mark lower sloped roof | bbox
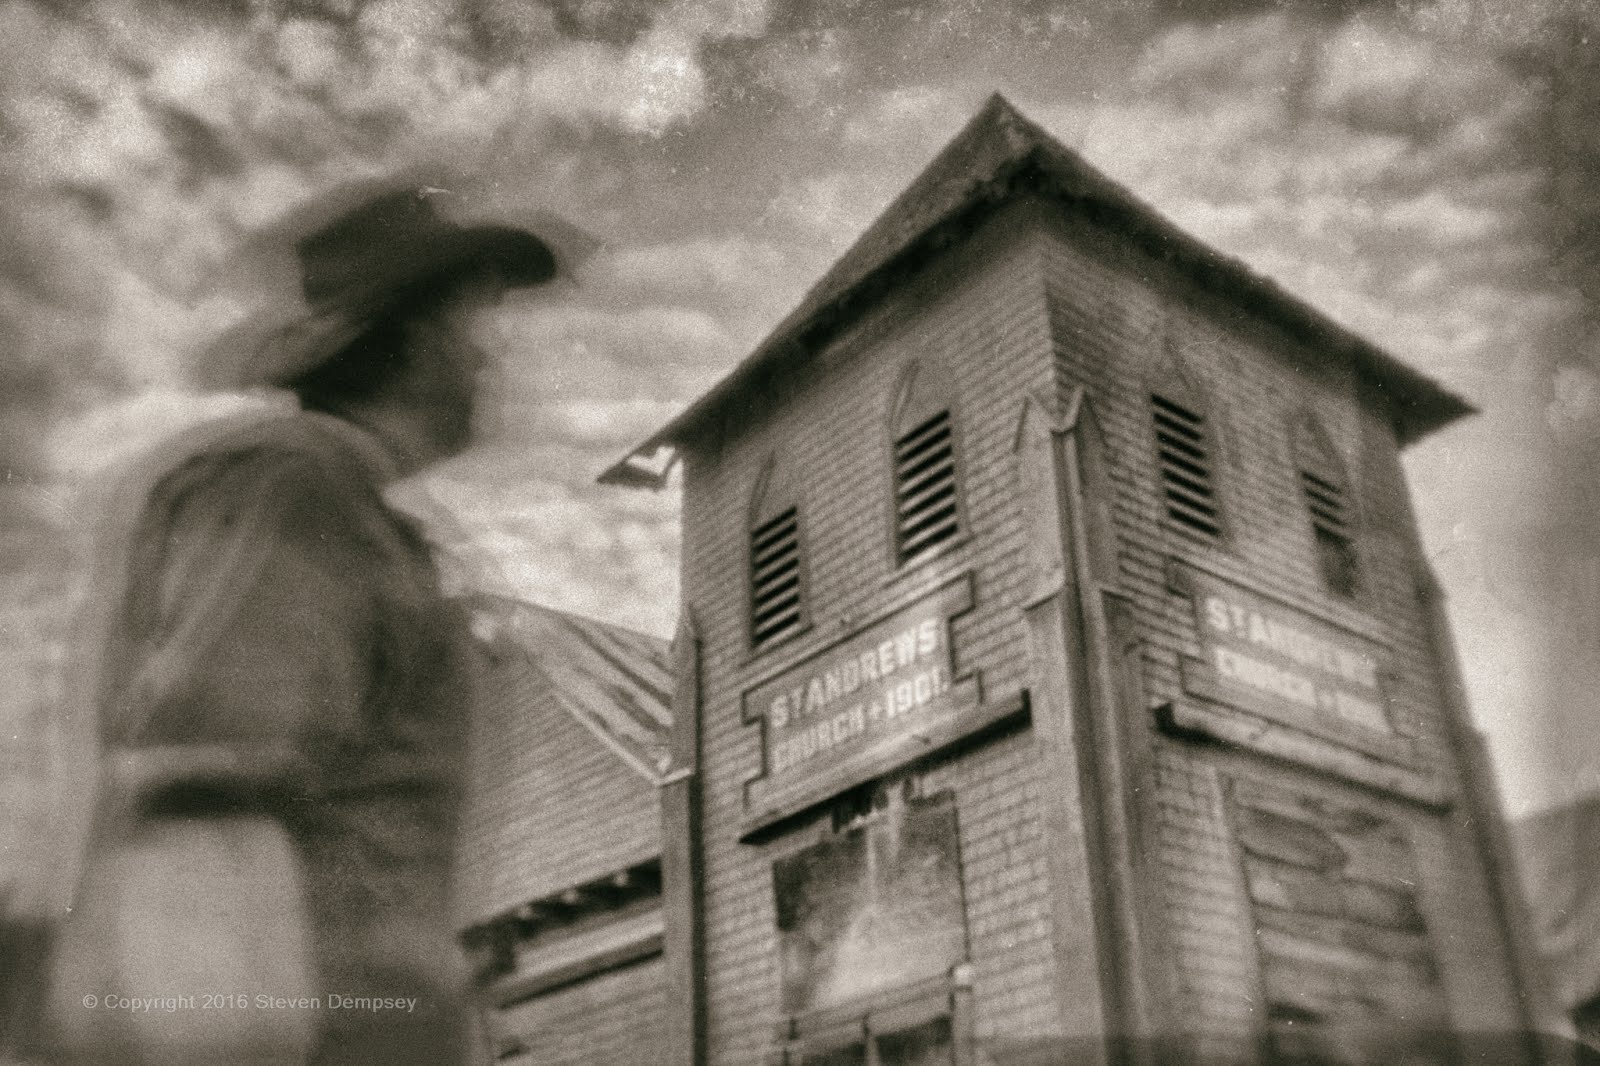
[455,596,672,927]
[1515,792,1600,1012]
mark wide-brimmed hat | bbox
[201,179,566,389]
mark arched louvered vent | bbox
[751,507,803,646]
[1302,469,1357,596]
[1294,414,1359,597]
[1151,393,1221,538]
[894,410,960,564]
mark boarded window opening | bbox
[894,411,959,564]
[773,793,966,1017]
[790,1016,956,1066]
[1226,777,1454,1063]
[1152,393,1221,538]
[1302,469,1357,596]
[753,507,804,647]
[877,1017,954,1066]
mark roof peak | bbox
[974,90,1046,141]
[603,93,1472,485]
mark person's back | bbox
[35,178,561,1064]
[47,411,474,1064]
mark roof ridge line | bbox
[603,93,1474,485]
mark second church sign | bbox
[1170,561,1404,761]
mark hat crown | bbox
[202,180,559,389]
[294,188,455,307]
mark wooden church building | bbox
[594,94,1562,1065]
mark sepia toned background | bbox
[1,0,1597,887]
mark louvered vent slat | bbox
[1300,472,1348,531]
[753,511,797,552]
[901,498,960,543]
[898,459,955,504]
[897,470,956,518]
[897,412,951,452]
[895,410,960,564]
[753,556,799,592]
[1161,467,1214,500]
[753,593,801,633]
[900,510,961,559]
[898,434,954,483]
[1165,486,1219,518]
[1152,394,1221,538]
[1154,431,1208,466]
[751,507,803,645]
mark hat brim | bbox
[201,224,558,390]
[194,306,368,392]
[451,225,558,289]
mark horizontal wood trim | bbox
[487,908,663,1008]
[1159,701,1451,810]
[740,690,1029,841]
[1179,655,1413,765]
[779,969,960,1048]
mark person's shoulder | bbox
[146,413,382,536]
[164,413,380,492]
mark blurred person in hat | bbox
[26,178,567,1066]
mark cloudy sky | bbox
[2,0,1597,821]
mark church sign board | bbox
[742,576,1006,834]
[1171,563,1405,762]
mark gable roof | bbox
[455,595,672,926]
[602,94,1471,485]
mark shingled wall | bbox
[670,189,1534,1062]
[1037,204,1527,1056]
[492,954,667,1065]
[678,207,1061,1062]
[638,93,1552,1063]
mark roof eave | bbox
[597,179,1023,487]
[601,112,1477,483]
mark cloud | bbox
[742,27,848,110]
[1130,10,1316,107]
[3,0,1599,823]
[536,397,686,447]
[840,85,970,149]
[598,236,798,316]
[763,171,898,248]
[1035,12,1539,366]
[45,387,293,481]
[545,0,663,46]
[1312,15,1520,139]
[407,470,683,637]
[602,235,773,293]
[503,0,772,135]
[273,18,350,87]
[504,302,738,401]
[517,36,706,137]
[1548,363,1600,440]
[1404,0,1573,53]
[0,0,784,475]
